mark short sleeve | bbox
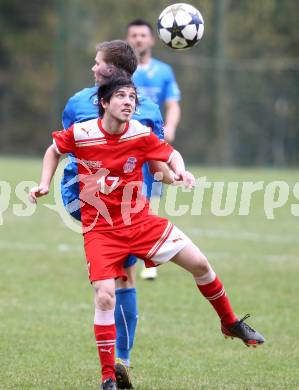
[62,97,76,130]
[52,127,75,154]
[144,132,174,162]
[164,66,181,102]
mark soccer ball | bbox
[157,3,204,50]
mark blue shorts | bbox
[124,254,137,268]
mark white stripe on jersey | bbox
[119,119,151,141]
[73,119,105,142]
[72,118,151,145]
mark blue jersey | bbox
[61,86,164,221]
[132,58,181,111]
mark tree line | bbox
[1,0,298,165]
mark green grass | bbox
[0,157,299,389]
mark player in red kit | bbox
[30,77,264,390]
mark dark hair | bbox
[127,19,154,35]
[95,40,137,76]
[97,77,139,116]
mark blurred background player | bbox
[60,40,167,389]
[126,19,181,280]
[126,19,181,143]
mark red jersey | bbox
[53,118,174,232]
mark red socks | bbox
[195,270,238,325]
[94,323,116,382]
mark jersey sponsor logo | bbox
[123,157,137,173]
[172,237,183,243]
[147,70,154,78]
[81,127,91,137]
[82,160,102,169]
[138,86,160,104]
[146,64,159,78]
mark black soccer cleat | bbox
[221,314,265,348]
[100,378,117,390]
[115,358,133,389]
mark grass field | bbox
[0,157,299,389]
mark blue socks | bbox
[115,288,138,365]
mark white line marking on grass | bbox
[0,241,46,250]
[263,254,299,262]
[0,241,82,252]
[187,228,298,243]
[206,251,298,262]
[2,238,297,264]
[58,244,72,252]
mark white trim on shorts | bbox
[147,223,190,265]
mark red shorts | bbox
[83,214,189,282]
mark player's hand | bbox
[29,184,49,204]
[167,170,178,184]
[173,170,195,189]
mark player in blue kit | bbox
[126,19,182,280]
[126,19,181,144]
[60,40,169,389]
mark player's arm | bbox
[164,99,181,143]
[148,160,176,184]
[145,133,194,188]
[168,150,195,189]
[163,65,181,143]
[30,126,75,203]
[29,145,61,203]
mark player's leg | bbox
[115,257,138,366]
[84,231,128,389]
[135,217,264,348]
[170,242,238,324]
[93,279,117,387]
[171,241,265,347]
[114,256,137,389]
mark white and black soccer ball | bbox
[157,3,204,50]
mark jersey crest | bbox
[123,157,137,173]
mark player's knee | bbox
[192,250,210,276]
[94,289,115,310]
